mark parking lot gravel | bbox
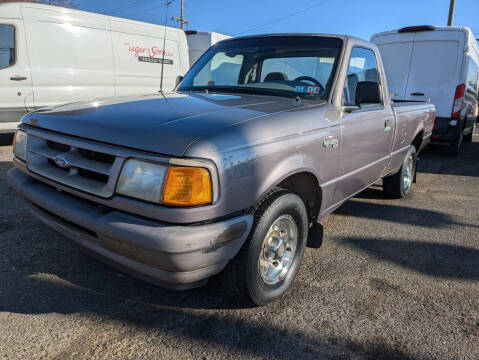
[0,131,478,360]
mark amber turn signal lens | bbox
[162,166,212,206]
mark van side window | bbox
[343,47,381,107]
[0,25,15,69]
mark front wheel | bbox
[221,189,308,306]
[383,145,417,199]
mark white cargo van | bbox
[0,2,190,133]
[371,26,479,154]
[185,30,231,66]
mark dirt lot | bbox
[0,131,478,360]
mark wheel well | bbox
[412,131,423,153]
[277,172,322,225]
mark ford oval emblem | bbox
[54,155,69,169]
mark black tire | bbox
[221,188,308,306]
[449,132,463,156]
[383,145,417,199]
[463,122,475,143]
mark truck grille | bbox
[26,133,124,198]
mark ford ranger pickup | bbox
[8,34,436,306]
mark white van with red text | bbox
[0,2,228,133]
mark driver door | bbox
[336,47,395,201]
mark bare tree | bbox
[0,0,76,8]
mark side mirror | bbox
[355,81,381,105]
[175,75,184,88]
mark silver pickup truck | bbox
[8,34,435,306]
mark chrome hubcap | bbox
[259,215,297,285]
[403,154,415,194]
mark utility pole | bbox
[447,0,455,26]
[172,0,189,30]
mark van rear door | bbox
[0,20,34,130]
[373,32,414,99]
[404,30,464,119]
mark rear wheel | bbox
[449,132,463,156]
[464,122,475,143]
[383,145,417,199]
[221,188,308,306]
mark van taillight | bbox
[451,84,465,119]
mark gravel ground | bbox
[0,131,478,360]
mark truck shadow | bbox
[335,199,478,230]
[0,260,422,360]
[0,207,420,359]
[0,231,427,360]
[418,140,479,177]
[342,237,479,281]
[0,159,458,359]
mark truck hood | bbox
[23,92,313,156]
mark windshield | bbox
[179,36,343,100]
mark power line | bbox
[124,2,167,18]
[235,0,334,36]
[82,0,147,15]
[109,0,148,14]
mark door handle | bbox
[10,75,27,81]
[384,119,392,131]
[410,92,424,96]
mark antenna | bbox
[160,0,175,93]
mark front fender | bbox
[256,153,322,203]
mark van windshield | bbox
[179,36,343,100]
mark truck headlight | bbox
[13,130,27,161]
[117,159,168,203]
[117,159,213,206]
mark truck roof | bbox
[231,33,361,42]
[218,33,374,49]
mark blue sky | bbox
[77,0,479,41]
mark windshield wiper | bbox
[181,86,325,100]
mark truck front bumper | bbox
[7,168,253,290]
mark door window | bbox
[0,25,15,69]
[343,47,381,107]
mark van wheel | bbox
[464,122,475,143]
[222,188,308,306]
[449,132,463,156]
[383,145,417,199]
